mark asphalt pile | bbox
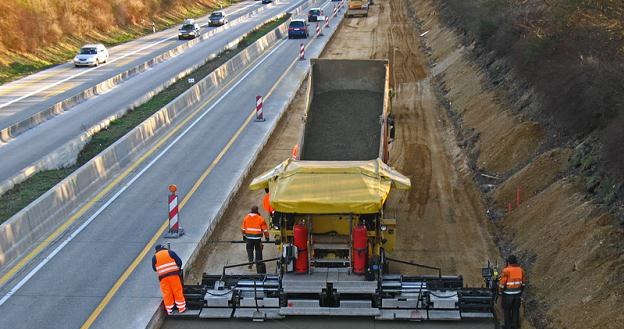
[302,90,383,161]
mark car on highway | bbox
[288,19,309,39]
[73,44,109,67]
[178,19,201,39]
[261,0,272,4]
[308,8,323,22]
[208,11,228,26]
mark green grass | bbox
[0,15,290,223]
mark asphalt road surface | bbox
[0,0,306,186]
[0,0,261,128]
[0,1,338,328]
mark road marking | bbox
[80,2,336,326]
[79,38,291,328]
[0,1,262,109]
[0,36,289,308]
[0,0,308,295]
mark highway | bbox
[0,0,306,191]
[0,0,260,128]
[0,0,339,328]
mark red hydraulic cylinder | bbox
[293,223,308,273]
[352,224,368,274]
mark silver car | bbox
[179,19,201,39]
[73,44,109,67]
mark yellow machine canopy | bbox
[250,158,411,214]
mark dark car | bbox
[308,8,322,22]
[288,19,309,39]
[208,11,228,26]
[178,19,201,39]
[262,0,272,3]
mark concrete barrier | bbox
[0,3,280,144]
[0,0,314,273]
[147,5,345,328]
[0,2,308,196]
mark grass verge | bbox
[0,14,290,223]
[0,2,235,84]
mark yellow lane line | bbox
[79,105,257,329]
[80,3,335,326]
[0,36,275,289]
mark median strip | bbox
[0,16,289,226]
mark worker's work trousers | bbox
[502,293,522,329]
[246,238,263,263]
[159,274,186,314]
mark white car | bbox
[73,44,109,67]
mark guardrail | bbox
[0,0,313,274]
[0,1,308,196]
[0,2,278,144]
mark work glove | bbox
[264,236,270,242]
[242,236,247,242]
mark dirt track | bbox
[187,0,497,290]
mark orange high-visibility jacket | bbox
[154,250,181,280]
[499,264,526,294]
[263,193,274,214]
[241,213,269,239]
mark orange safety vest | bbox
[499,264,525,294]
[154,250,180,280]
[263,193,274,214]
[241,213,269,239]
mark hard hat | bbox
[155,244,166,251]
[506,255,518,264]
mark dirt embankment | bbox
[188,1,624,328]
[412,1,624,328]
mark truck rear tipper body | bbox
[172,60,495,321]
[345,0,370,18]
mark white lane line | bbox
[0,1,264,110]
[0,38,289,307]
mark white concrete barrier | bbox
[0,2,279,144]
[0,2,308,196]
[0,0,313,273]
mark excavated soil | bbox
[188,0,498,289]
[302,90,382,161]
[181,1,624,329]
[413,1,624,329]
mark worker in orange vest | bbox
[241,206,269,269]
[262,188,274,218]
[498,255,526,329]
[152,244,186,315]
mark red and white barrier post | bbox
[333,5,338,17]
[255,95,265,122]
[316,22,322,37]
[165,184,184,238]
[299,43,305,60]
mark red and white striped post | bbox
[255,95,265,122]
[291,144,299,160]
[316,23,322,37]
[333,5,338,17]
[299,43,305,60]
[165,184,184,238]
[325,13,330,28]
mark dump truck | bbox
[346,0,370,17]
[173,59,496,321]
